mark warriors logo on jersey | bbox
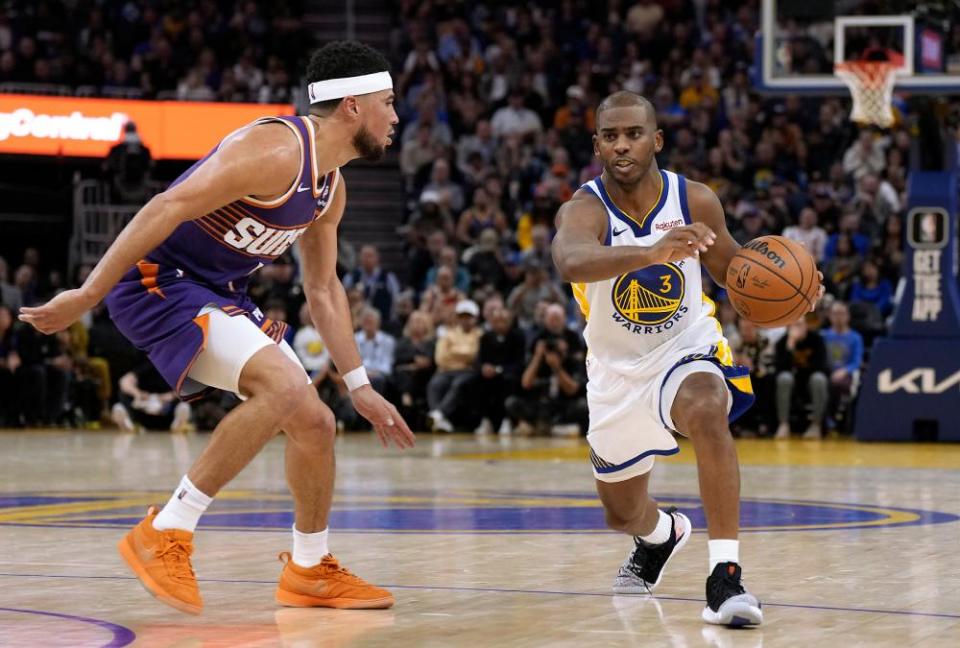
[611,263,687,331]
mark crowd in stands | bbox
[4,1,958,438]
[0,0,309,102]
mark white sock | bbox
[152,475,213,533]
[638,509,673,545]
[708,539,740,572]
[292,526,329,568]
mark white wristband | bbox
[343,366,370,392]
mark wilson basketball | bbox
[726,235,820,328]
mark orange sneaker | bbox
[275,552,395,609]
[117,506,203,615]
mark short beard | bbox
[353,124,385,161]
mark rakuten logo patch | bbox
[0,108,127,142]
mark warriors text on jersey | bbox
[570,169,731,374]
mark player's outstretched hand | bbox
[19,288,94,334]
[647,223,716,265]
[810,271,826,312]
[350,385,416,449]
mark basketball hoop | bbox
[835,60,898,128]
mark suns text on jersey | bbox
[223,217,307,257]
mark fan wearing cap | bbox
[20,40,413,614]
[427,299,482,432]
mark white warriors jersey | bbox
[571,169,724,372]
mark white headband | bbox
[307,71,393,104]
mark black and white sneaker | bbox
[702,562,763,626]
[612,507,691,594]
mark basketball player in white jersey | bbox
[553,91,822,626]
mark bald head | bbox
[596,91,657,132]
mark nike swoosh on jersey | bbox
[612,227,628,236]
[297,185,311,192]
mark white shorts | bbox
[586,320,753,483]
[187,305,309,399]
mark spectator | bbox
[822,301,864,432]
[732,318,778,437]
[385,290,416,339]
[103,121,153,203]
[491,89,543,140]
[507,259,564,328]
[774,317,828,440]
[393,311,436,430]
[731,206,769,245]
[292,303,329,382]
[420,265,467,332]
[342,245,402,324]
[420,158,465,214]
[408,229,450,292]
[506,304,587,436]
[516,185,557,251]
[849,258,894,317]
[473,307,526,435]
[842,128,886,179]
[823,234,863,298]
[553,85,595,131]
[402,96,453,147]
[521,224,554,274]
[826,211,871,258]
[0,305,19,426]
[424,246,471,294]
[783,207,827,263]
[464,229,507,294]
[13,264,38,307]
[354,307,396,396]
[679,67,719,110]
[427,300,482,432]
[0,256,23,311]
[111,359,192,432]
[401,122,441,179]
[456,119,497,171]
[455,187,509,248]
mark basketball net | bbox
[835,60,897,128]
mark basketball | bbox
[726,235,820,328]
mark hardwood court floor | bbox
[1,430,958,647]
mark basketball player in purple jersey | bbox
[553,91,823,626]
[20,41,414,614]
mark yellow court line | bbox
[456,438,960,469]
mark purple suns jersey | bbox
[105,115,340,399]
[151,115,340,292]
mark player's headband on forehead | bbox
[307,71,393,104]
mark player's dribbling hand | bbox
[19,288,94,334]
[350,385,416,449]
[648,223,716,265]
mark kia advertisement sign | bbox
[0,94,295,159]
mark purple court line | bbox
[0,606,136,648]
[1,572,958,621]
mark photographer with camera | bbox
[505,303,587,436]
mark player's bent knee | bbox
[672,376,728,431]
[285,397,336,451]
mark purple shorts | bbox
[105,260,288,400]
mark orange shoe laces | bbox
[157,535,196,582]
[279,552,368,585]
